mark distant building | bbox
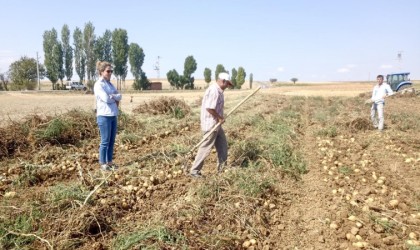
[150,82,162,90]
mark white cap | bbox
[218,72,232,85]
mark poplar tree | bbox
[84,22,96,83]
[61,24,73,81]
[231,68,237,88]
[249,73,253,89]
[43,28,60,90]
[129,43,148,90]
[95,29,113,63]
[236,67,246,89]
[183,55,197,89]
[112,28,129,90]
[204,67,211,86]
[73,27,86,83]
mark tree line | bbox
[1,22,253,91]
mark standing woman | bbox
[94,61,122,171]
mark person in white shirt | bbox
[369,75,393,131]
[190,72,233,178]
[94,61,122,171]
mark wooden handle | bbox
[187,87,261,154]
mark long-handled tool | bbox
[182,86,261,172]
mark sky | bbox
[0,0,419,82]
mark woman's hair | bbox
[96,61,112,74]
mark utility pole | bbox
[153,56,160,79]
[36,52,40,90]
[397,51,403,70]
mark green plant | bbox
[338,166,353,175]
[112,226,185,250]
[370,215,395,233]
[173,106,185,119]
[13,164,41,187]
[38,118,70,140]
[316,126,338,138]
[267,143,307,179]
[389,113,420,131]
[314,111,328,124]
[48,183,87,207]
[196,178,223,200]
[0,205,43,249]
[235,173,272,198]
[120,132,140,144]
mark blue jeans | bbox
[97,116,118,164]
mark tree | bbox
[129,43,147,90]
[230,68,237,88]
[204,67,211,86]
[8,56,45,90]
[112,28,129,90]
[84,22,96,84]
[291,78,298,84]
[0,73,9,91]
[138,71,150,90]
[249,73,253,89]
[73,27,86,84]
[95,29,113,63]
[61,24,73,81]
[269,78,277,83]
[56,43,64,87]
[215,64,226,81]
[167,69,180,89]
[236,66,246,89]
[43,28,61,90]
[183,55,197,89]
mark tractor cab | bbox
[386,72,412,92]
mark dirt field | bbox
[1,83,419,250]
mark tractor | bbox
[386,72,412,92]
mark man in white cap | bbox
[190,72,233,178]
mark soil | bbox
[0,83,419,250]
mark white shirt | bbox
[200,83,224,131]
[371,83,393,104]
[94,77,122,116]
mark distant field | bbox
[0,82,375,127]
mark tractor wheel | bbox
[398,85,411,92]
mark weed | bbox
[338,166,353,175]
[267,144,307,179]
[170,143,189,154]
[0,205,43,249]
[314,111,328,124]
[370,215,395,233]
[316,126,338,138]
[13,163,41,187]
[230,137,262,167]
[173,106,185,119]
[196,178,223,200]
[37,118,70,140]
[48,183,87,208]
[389,113,420,131]
[236,174,272,198]
[120,132,140,144]
[112,226,186,250]
[279,109,300,120]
